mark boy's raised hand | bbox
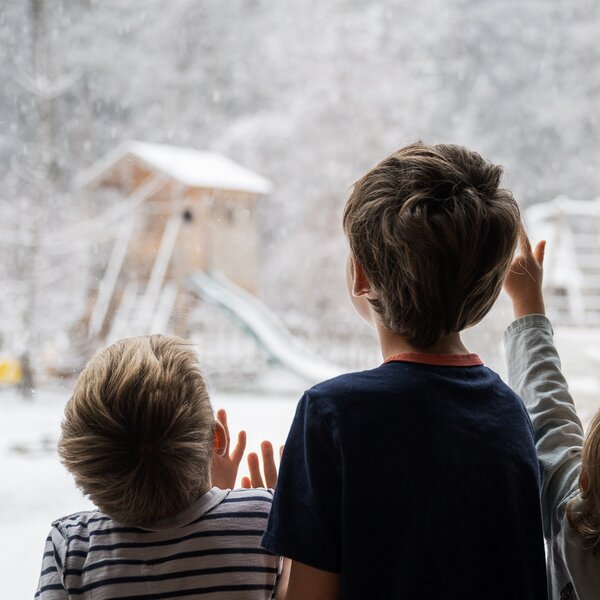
[504,232,546,319]
[241,442,283,489]
[210,409,247,490]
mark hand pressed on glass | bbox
[210,408,247,490]
[504,231,546,318]
[241,442,283,489]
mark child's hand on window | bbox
[504,231,546,318]
[211,408,247,489]
[241,442,283,489]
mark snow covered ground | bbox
[1,326,599,598]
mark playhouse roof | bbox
[77,140,273,195]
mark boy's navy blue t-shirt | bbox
[262,354,548,599]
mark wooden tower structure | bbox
[76,140,272,342]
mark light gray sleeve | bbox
[504,314,583,540]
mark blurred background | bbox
[1,0,600,595]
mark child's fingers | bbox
[230,430,247,466]
[261,441,278,488]
[248,452,265,488]
[533,240,546,266]
[241,476,251,488]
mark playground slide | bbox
[188,271,346,383]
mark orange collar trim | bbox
[384,352,484,367]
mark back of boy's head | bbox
[568,410,600,550]
[59,335,214,525]
[343,142,521,348]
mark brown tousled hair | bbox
[567,410,600,550]
[59,335,214,525]
[343,142,521,348]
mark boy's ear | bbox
[213,420,227,457]
[352,257,374,298]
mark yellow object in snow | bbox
[0,358,22,384]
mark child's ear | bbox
[581,469,589,494]
[213,420,227,457]
[352,257,374,298]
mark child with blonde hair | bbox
[504,235,600,599]
[36,335,285,599]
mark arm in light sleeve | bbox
[35,528,68,599]
[262,390,342,573]
[504,314,583,539]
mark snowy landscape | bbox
[2,0,600,596]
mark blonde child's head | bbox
[568,410,600,549]
[343,142,521,348]
[59,335,215,525]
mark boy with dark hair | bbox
[36,335,285,600]
[262,143,548,599]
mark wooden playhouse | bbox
[76,140,272,344]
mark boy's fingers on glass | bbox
[241,476,251,488]
[534,240,546,266]
[230,430,247,465]
[248,452,264,488]
[261,441,277,488]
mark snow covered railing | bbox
[526,197,600,326]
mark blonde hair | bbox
[343,142,520,348]
[567,410,600,550]
[59,335,214,525]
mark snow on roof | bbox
[76,140,272,195]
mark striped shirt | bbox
[35,487,280,599]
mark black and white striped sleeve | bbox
[35,529,68,600]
